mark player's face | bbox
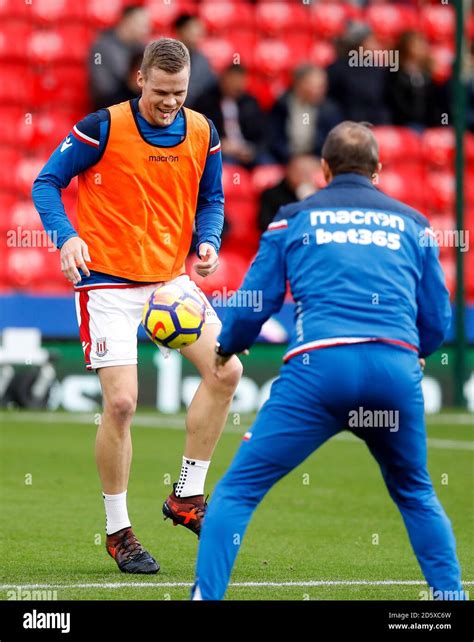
[137,66,189,127]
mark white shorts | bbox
[75,275,220,370]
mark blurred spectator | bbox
[327,23,391,125]
[258,155,322,231]
[194,64,267,167]
[108,51,143,105]
[387,32,443,129]
[268,65,342,164]
[88,4,150,110]
[174,13,216,108]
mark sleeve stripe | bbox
[209,142,221,154]
[72,125,100,147]
[267,219,288,231]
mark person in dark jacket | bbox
[387,31,445,129]
[258,154,321,231]
[327,23,391,125]
[88,4,150,110]
[174,13,216,108]
[194,64,267,166]
[268,65,343,164]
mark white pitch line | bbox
[1,413,473,449]
[1,581,474,590]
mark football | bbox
[142,283,206,349]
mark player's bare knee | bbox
[211,356,243,393]
[104,394,137,425]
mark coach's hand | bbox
[213,349,249,378]
[194,243,219,278]
[60,236,91,285]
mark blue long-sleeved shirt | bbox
[32,98,224,288]
[218,173,451,360]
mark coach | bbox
[192,121,465,601]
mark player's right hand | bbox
[60,236,91,285]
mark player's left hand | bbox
[194,243,219,278]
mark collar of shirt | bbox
[327,173,375,189]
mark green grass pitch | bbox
[1,410,472,601]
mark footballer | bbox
[32,38,242,574]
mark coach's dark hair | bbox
[141,38,190,77]
[321,121,379,178]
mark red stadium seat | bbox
[377,168,426,209]
[200,37,235,72]
[251,165,285,195]
[28,27,93,65]
[420,5,455,43]
[465,133,474,165]
[0,147,22,191]
[366,5,418,43]
[27,30,64,65]
[8,200,43,231]
[309,40,337,68]
[199,1,254,34]
[224,199,259,249]
[255,2,311,36]
[430,44,454,84]
[422,128,454,168]
[15,156,48,196]
[0,107,23,147]
[0,193,16,230]
[0,21,32,61]
[440,255,455,299]
[23,111,76,152]
[253,39,293,74]
[311,3,347,39]
[147,0,197,30]
[86,0,125,28]
[427,213,456,259]
[465,169,474,206]
[281,35,312,69]
[0,64,35,105]
[246,71,289,111]
[32,65,89,111]
[31,0,84,24]
[466,251,474,303]
[229,32,256,68]
[222,164,254,202]
[188,249,250,294]
[425,171,454,212]
[0,0,28,18]
[372,127,422,166]
[6,248,44,288]
[467,12,474,40]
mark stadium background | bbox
[0,0,473,606]
[0,0,472,412]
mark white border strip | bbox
[1,581,473,590]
